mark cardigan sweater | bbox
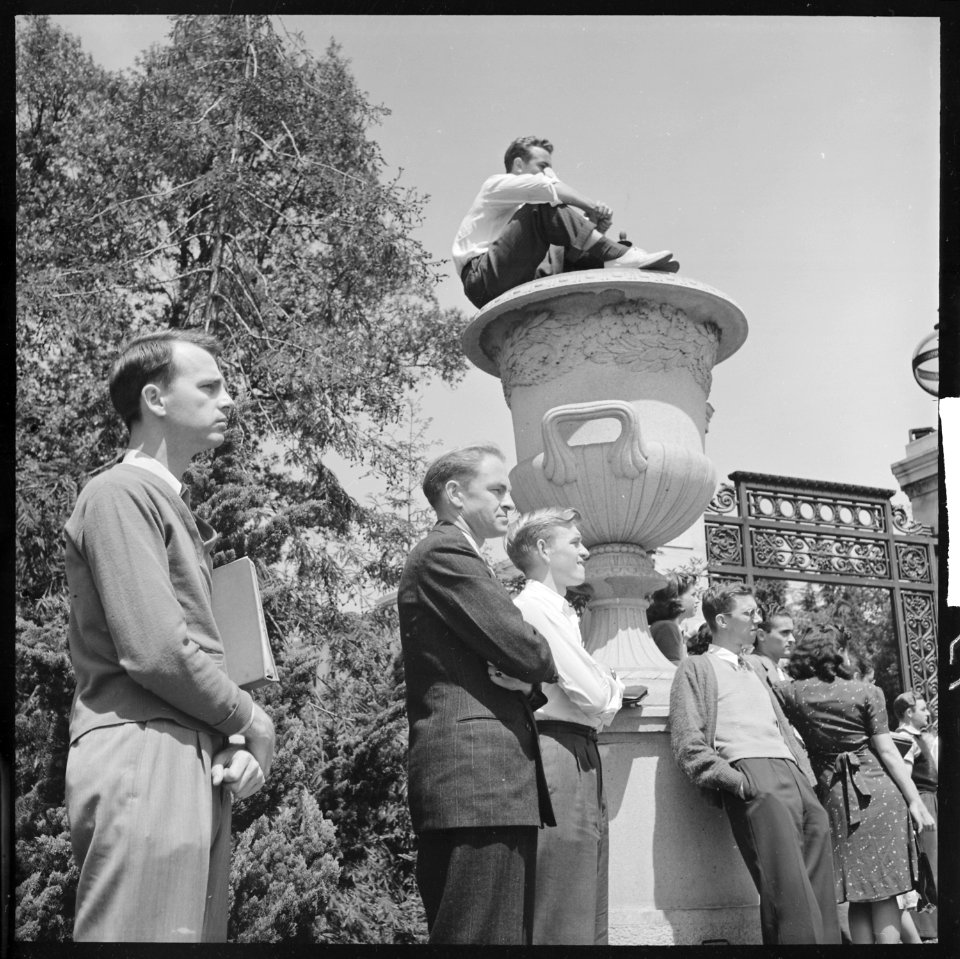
[669,652,810,808]
[64,464,255,743]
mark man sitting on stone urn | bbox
[453,136,679,308]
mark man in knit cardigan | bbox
[63,330,276,941]
[669,583,839,945]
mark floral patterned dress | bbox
[775,677,916,903]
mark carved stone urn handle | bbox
[540,400,648,486]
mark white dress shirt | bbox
[707,644,746,669]
[452,170,562,274]
[515,580,623,730]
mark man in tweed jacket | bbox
[398,444,559,944]
[669,582,839,945]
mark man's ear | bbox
[510,157,525,174]
[444,478,463,510]
[141,383,166,419]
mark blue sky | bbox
[48,14,940,509]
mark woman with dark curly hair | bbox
[646,571,697,664]
[772,626,935,943]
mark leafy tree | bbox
[16,13,464,942]
[784,581,901,722]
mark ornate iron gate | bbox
[704,471,938,715]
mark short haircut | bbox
[893,691,921,721]
[758,604,793,633]
[421,444,504,510]
[505,507,580,573]
[786,625,853,681]
[647,571,697,624]
[109,329,223,431]
[504,136,554,172]
[700,582,754,633]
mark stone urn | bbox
[462,270,748,708]
[462,270,763,944]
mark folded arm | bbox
[420,539,558,684]
[517,600,622,720]
[484,172,612,226]
[79,485,255,735]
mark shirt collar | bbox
[522,578,575,615]
[122,449,183,496]
[451,516,486,559]
[898,722,924,736]
[708,643,752,670]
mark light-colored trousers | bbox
[66,718,231,942]
[533,722,609,945]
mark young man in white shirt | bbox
[453,136,678,308]
[892,691,938,939]
[504,507,624,945]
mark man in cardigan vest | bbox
[64,330,275,941]
[669,583,839,945]
[398,445,559,944]
[892,691,938,938]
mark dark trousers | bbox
[533,722,609,945]
[723,756,841,945]
[911,790,937,938]
[415,825,538,944]
[461,202,599,308]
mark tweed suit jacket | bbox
[398,522,559,834]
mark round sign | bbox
[911,327,938,396]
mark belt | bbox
[537,719,598,741]
[823,750,872,828]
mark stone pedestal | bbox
[891,428,938,533]
[462,271,760,943]
[601,711,760,944]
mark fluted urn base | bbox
[579,544,677,711]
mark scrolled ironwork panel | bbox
[745,488,886,532]
[750,529,890,578]
[705,522,743,565]
[900,590,938,716]
[895,542,933,584]
[707,483,738,515]
[892,504,933,536]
